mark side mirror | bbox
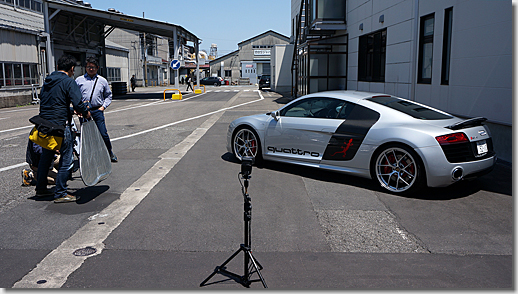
[271,111,280,121]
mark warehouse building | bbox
[0,0,199,106]
[209,30,289,85]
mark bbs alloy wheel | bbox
[374,146,423,193]
[233,128,260,161]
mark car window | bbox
[280,97,346,119]
[367,96,453,120]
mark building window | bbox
[107,68,121,82]
[441,8,453,85]
[0,64,3,87]
[0,0,42,13]
[309,0,345,23]
[13,63,22,85]
[358,29,386,82]
[4,64,12,86]
[225,70,231,77]
[418,13,434,84]
[0,62,39,87]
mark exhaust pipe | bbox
[452,167,464,181]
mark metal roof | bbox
[46,0,198,42]
[237,30,289,46]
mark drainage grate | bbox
[73,246,97,256]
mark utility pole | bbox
[143,32,148,87]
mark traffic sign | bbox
[170,59,181,70]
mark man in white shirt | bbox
[75,56,117,162]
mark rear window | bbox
[367,96,453,120]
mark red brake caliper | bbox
[383,154,394,175]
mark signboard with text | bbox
[254,50,271,56]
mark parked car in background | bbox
[227,90,496,194]
[199,76,222,86]
[258,75,270,90]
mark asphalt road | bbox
[0,85,512,289]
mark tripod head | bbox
[240,156,254,180]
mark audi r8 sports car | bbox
[227,90,496,194]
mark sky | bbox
[89,0,291,57]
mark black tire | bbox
[370,144,425,194]
[232,126,262,163]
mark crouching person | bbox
[34,54,90,203]
[22,140,59,186]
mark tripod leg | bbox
[200,247,243,287]
[246,251,268,288]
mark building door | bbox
[241,61,257,84]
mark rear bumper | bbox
[417,146,497,187]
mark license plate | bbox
[476,140,488,155]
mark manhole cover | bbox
[73,246,97,256]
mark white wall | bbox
[346,0,512,127]
[271,44,294,94]
[415,0,512,126]
[347,0,415,98]
[106,48,129,86]
[0,30,39,63]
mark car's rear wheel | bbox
[232,127,262,162]
[372,144,425,194]
[214,82,218,86]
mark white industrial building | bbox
[209,30,289,85]
[278,0,512,162]
[0,0,199,106]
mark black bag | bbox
[29,115,65,137]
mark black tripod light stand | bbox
[200,157,267,288]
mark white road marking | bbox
[12,91,264,288]
[0,162,27,172]
[111,91,263,142]
[0,125,33,134]
[0,108,37,114]
[0,92,213,172]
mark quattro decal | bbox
[267,146,320,157]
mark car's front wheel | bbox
[232,127,262,162]
[372,144,425,194]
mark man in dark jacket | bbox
[35,54,90,203]
[130,74,136,92]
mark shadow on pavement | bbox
[221,152,511,200]
[73,185,110,204]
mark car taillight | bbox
[435,132,469,145]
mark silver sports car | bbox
[227,90,496,194]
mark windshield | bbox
[367,96,453,120]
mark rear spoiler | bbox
[446,117,487,130]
